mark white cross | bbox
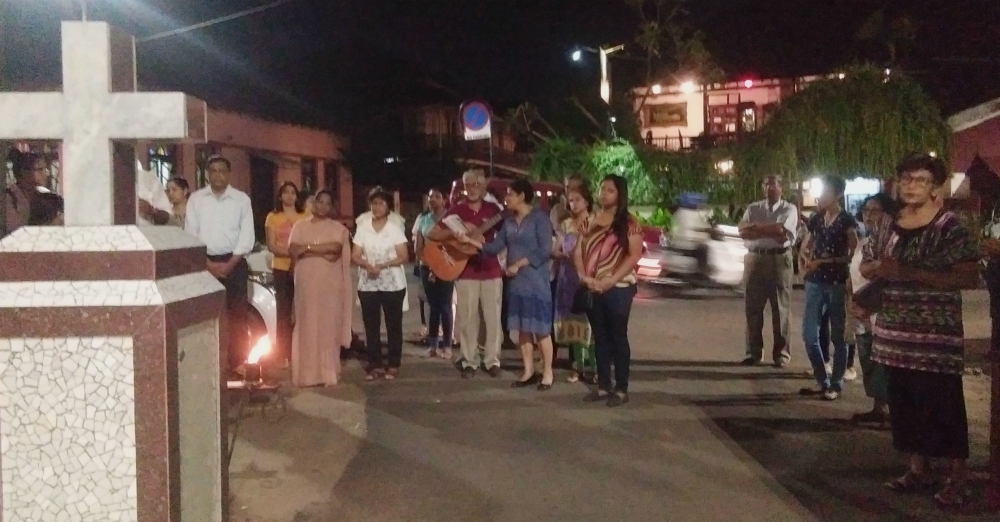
[0,21,205,226]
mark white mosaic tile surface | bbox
[0,273,223,308]
[0,226,152,253]
[0,225,204,253]
[0,337,137,522]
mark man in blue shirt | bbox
[799,175,859,400]
[186,155,256,374]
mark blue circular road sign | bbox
[462,102,490,131]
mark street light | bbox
[679,80,697,94]
[651,84,662,95]
[571,43,625,104]
[599,44,625,104]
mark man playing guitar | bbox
[425,169,506,378]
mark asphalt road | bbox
[229,281,996,522]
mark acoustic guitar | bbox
[423,212,506,281]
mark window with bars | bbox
[301,158,317,196]
[195,145,220,189]
[148,145,175,187]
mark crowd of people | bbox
[739,153,981,507]
[3,148,990,505]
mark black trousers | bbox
[587,285,637,393]
[273,268,294,362]
[886,366,969,459]
[420,266,454,347]
[359,290,406,369]
[210,255,249,372]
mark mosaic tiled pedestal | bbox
[0,226,227,522]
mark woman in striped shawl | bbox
[859,153,980,508]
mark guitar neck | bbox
[471,212,505,236]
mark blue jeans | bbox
[802,282,848,392]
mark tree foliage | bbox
[627,0,724,117]
[733,66,949,184]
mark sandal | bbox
[566,372,580,383]
[884,471,935,492]
[933,479,970,508]
[385,368,399,381]
[365,368,385,381]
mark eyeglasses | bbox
[898,174,934,187]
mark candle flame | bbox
[247,336,271,365]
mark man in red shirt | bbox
[427,169,505,378]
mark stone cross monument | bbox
[0,22,227,522]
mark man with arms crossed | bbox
[739,175,798,367]
[186,155,256,374]
[426,169,504,378]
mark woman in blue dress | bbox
[462,179,556,389]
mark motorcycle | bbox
[637,224,747,293]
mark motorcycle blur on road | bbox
[637,198,747,295]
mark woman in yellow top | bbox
[265,182,310,366]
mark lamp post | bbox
[571,43,625,105]
[599,44,624,104]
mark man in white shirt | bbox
[185,155,256,373]
[738,175,798,368]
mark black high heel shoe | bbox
[512,374,541,388]
[536,381,553,391]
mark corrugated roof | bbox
[948,97,1000,133]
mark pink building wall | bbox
[174,109,353,218]
[951,116,1000,173]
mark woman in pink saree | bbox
[288,191,353,386]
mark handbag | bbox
[852,280,884,314]
[571,286,594,314]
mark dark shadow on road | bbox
[630,368,810,382]
[630,359,753,368]
[697,407,998,521]
[688,393,800,407]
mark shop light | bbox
[809,177,824,199]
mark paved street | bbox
[230,281,995,522]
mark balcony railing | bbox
[643,133,742,152]
[645,136,693,151]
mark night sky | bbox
[3,0,999,136]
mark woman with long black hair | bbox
[573,174,644,407]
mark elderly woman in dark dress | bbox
[858,153,980,508]
[463,179,556,389]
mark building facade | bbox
[633,76,825,151]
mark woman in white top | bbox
[849,193,895,428]
[352,187,410,380]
